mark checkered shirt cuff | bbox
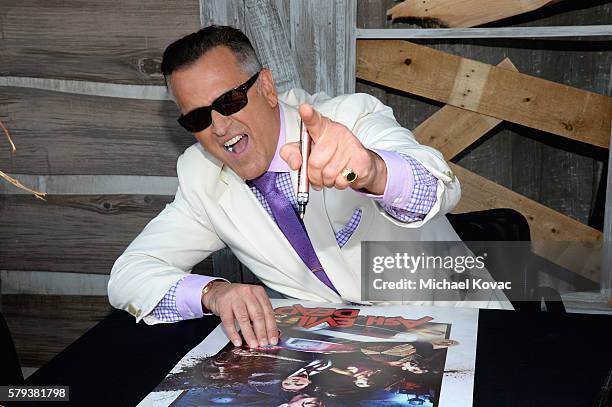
[361,150,438,223]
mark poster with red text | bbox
[138,300,478,407]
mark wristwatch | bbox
[201,279,227,314]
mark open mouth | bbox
[224,134,249,154]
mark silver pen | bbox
[297,120,310,219]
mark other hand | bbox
[202,282,278,348]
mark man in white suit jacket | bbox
[108,26,507,350]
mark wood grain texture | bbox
[603,128,612,298]
[0,77,169,100]
[0,194,172,274]
[451,163,602,282]
[356,0,610,226]
[0,87,193,176]
[1,295,111,367]
[413,58,518,159]
[245,0,301,92]
[355,0,610,286]
[360,0,612,29]
[200,0,246,30]
[0,175,179,195]
[0,194,216,275]
[289,0,357,95]
[0,0,200,84]
[409,56,603,282]
[356,40,612,148]
[1,271,109,296]
[356,26,612,38]
[387,0,563,28]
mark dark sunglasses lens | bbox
[216,89,248,116]
[179,107,212,132]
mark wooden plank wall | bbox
[357,6,610,218]
[1,0,357,367]
[0,0,203,367]
[356,0,611,291]
[604,128,612,300]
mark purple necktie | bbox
[249,172,338,293]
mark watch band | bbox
[201,279,226,314]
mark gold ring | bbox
[342,168,357,183]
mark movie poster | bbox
[138,300,478,407]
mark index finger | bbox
[298,103,331,143]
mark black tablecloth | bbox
[18,309,612,407]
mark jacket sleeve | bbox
[331,93,461,228]
[107,175,225,324]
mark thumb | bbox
[280,142,302,170]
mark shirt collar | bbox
[267,104,291,173]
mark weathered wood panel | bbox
[200,0,247,31]
[245,0,301,92]
[604,128,612,298]
[1,295,111,367]
[0,87,192,176]
[498,0,612,27]
[412,86,604,282]
[0,194,173,274]
[356,0,611,227]
[0,175,179,196]
[452,163,603,282]
[289,0,357,96]
[357,40,612,148]
[0,77,169,100]
[356,26,612,39]
[411,73,603,282]
[387,0,563,28]
[1,271,109,296]
[358,0,612,28]
[413,58,518,159]
[0,0,200,84]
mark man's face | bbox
[288,397,323,407]
[168,46,280,180]
[282,375,310,391]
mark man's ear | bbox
[258,68,278,108]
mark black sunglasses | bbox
[177,71,260,133]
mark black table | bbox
[17,308,612,407]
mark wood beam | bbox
[414,58,517,159]
[450,164,602,283]
[357,40,612,149]
[603,126,612,300]
[355,26,612,39]
[387,0,563,28]
[411,56,602,282]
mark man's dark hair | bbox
[161,25,262,86]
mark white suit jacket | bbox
[108,89,508,322]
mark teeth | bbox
[224,134,244,150]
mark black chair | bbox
[447,208,566,313]
[446,208,536,311]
